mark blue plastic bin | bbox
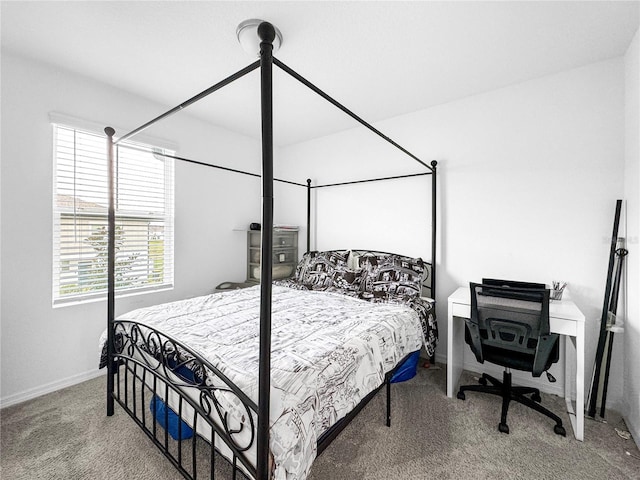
[390,351,421,383]
[150,395,194,440]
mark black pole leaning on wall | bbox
[588,199,622,417]
[257,21,275,480]
[431,160,437,300]
[306,179,312,253]
[599,245,628,417]
[105,127,116,416]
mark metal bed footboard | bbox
[109,318,415,480]
[110,320,258,480]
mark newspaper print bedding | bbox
[99,284,433,480]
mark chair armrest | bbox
[532,333,559,377]
[464,318,484,364]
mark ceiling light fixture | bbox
[236,19,283,57]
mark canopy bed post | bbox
[430,160,437,300]
[306,178,312,253]
[105,126,116,416]
[257,20,276,480]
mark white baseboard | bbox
[420,353,564,397]
[624,410,640,451]
[0,356,568,410]
[0,368,105,409]
[434,352,447,366]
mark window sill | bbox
[52,284,174,308]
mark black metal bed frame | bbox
[105,21,437,480]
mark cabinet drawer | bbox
[248,231,296,246]
[249,249,297,264]
[248,264,295,282]
[274,233,296,248]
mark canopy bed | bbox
[102,21,438,480]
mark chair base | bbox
[457,370,566,437]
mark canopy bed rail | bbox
[104,21,438,480]
[120,144,309,188]
[114,60,260,146]
[273,57,432,172]
[304,165,438,300]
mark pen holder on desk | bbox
[551,281,566,301]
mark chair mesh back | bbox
[474,291,544,355]
[467,282,556,375]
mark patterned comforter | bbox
[99,284,435,480]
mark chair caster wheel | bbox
[498,423,509,434]
[478,376,488,386]
[531,393,542,403]
[457,391,466,400]
[554,424,566,436]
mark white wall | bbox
[0,53,264,406]
[1,48,633,420]
[623,27,640,447]
[278,59,627,407]
[275,119,437,262]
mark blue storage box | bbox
[390,351,421,383]
[150,395,194,440]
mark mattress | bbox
[99,284,431,479]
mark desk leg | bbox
[564,329,585,441]
[576,321,584,441]
[447,308,465,398]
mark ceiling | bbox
[2,1,639,146]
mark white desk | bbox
[447,286,585,441]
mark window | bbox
[53,124,174,305]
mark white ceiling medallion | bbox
[236,19,283,57]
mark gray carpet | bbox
[2,364,639,480]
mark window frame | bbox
[52,120,175,306]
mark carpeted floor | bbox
[1,364,639,479]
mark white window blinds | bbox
[53,124,174,305]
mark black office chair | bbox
[456,282,566,436]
